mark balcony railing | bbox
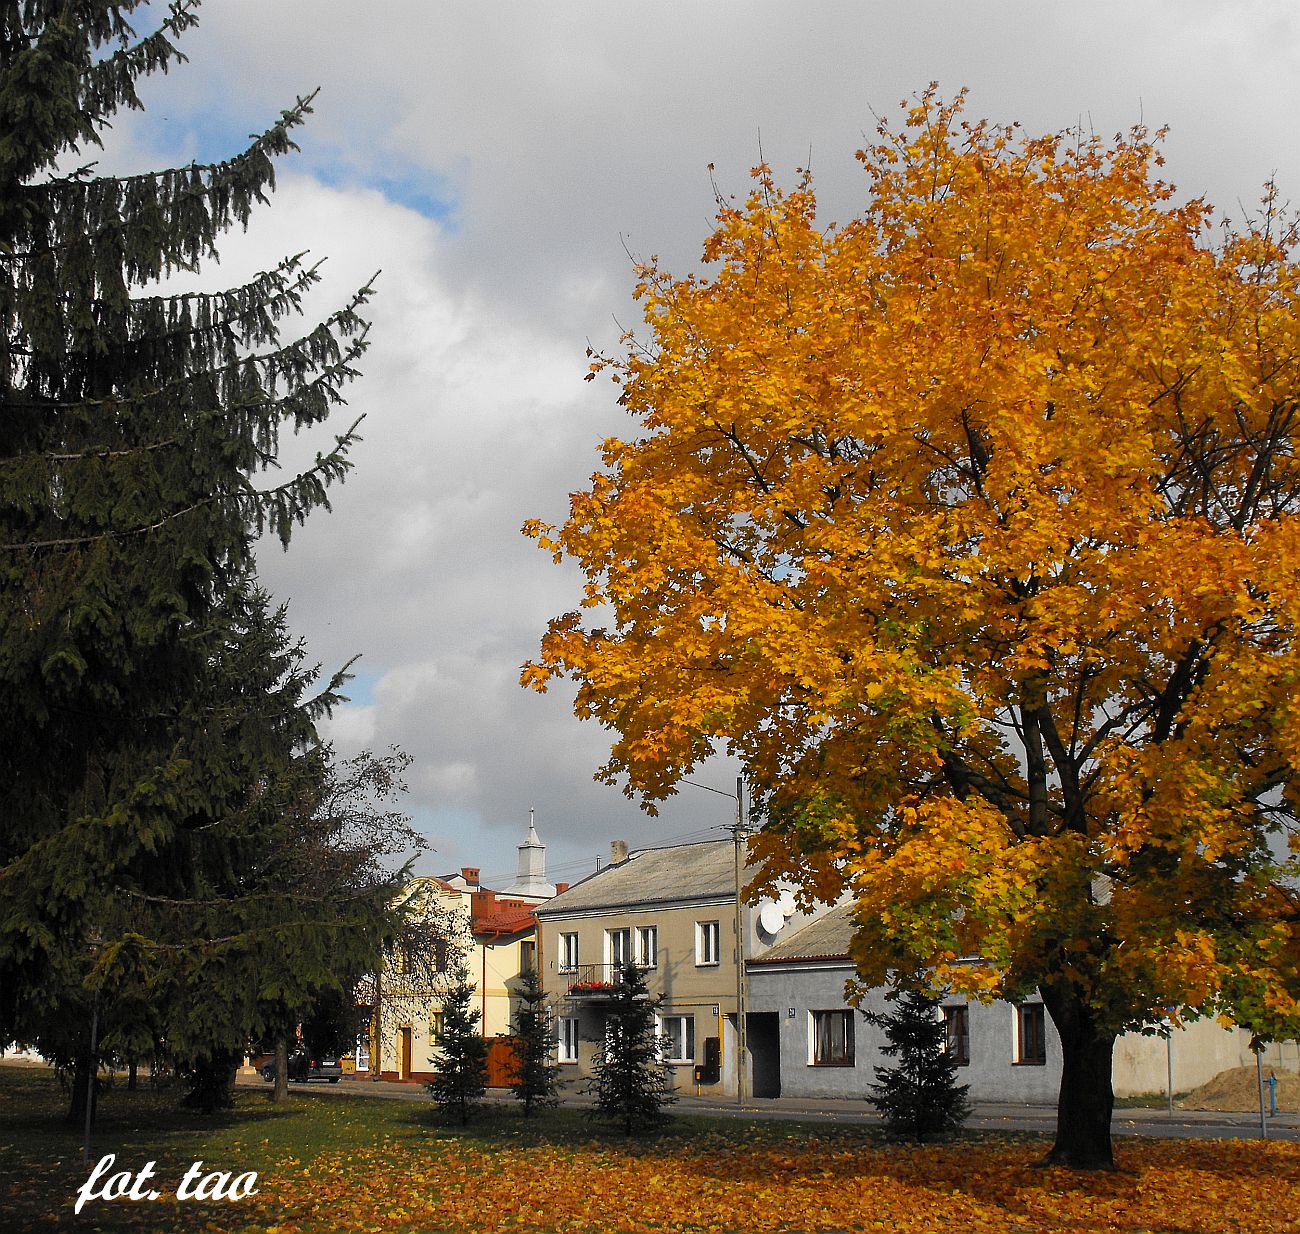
[561,963,619,998]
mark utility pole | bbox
[684,776,748,1108]
[732,776,747,1109]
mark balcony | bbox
[561,963,618,1000]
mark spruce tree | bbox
[428,965,488,1125]
[866,976,971,1143]
[588,963,673,1136]
[0,1,376,1103]
[510,965,561,1116]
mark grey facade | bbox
[745,903,1062,1103]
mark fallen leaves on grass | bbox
[249,1135,1300,1234]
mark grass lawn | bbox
[2,1065,1298,1233]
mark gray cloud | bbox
[105,0,1300,881]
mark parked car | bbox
[259,1048,342,1084]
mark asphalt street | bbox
[235,1073,1300,1143]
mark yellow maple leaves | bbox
[249,1134,1300,1234]
[525,90,1300,1039]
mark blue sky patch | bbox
[336,668,380,708]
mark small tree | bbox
[867,975,970,1142]
[588,964,673,1135]
[510,966,562,1116]
[427,965,487,1125]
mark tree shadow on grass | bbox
[0,1066,321,1234]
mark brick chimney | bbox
[610,839,629,865]
[460,866,480,887]
[555,882,569,895]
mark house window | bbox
[811,1010,855,1066]
[636,925,658,969]
[433,938,449,973]
[558,932,579,973]
[520,941,536,973]
[943,1006,970,1066]
[607,927,631,971]
[696,920,721,966]
[1016,1003,1047,1065]
[558,1017,579,1063]
[429,1011,444,1043]
[660,1014,695,1064]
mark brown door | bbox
[485,1037,521,1088]
[399,1026,412,1079]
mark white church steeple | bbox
[503,808,556,901]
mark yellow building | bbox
[362,819,555,1084]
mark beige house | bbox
[362,819,556,1084]
[536,838,767,1095]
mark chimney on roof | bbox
[461,866,480,887]
[610,839,629,865]
[555,882,569,895]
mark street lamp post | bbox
[683,777,748,1108]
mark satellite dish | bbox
[758,902,785,935]
[776,890,797,918]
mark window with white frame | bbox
[810,1009,855,1066]
[558,932,579,973]
[636,925,658,968]
[1016,1003,1047,1065]
[660,1014,695,1064]
[695,920,721,966]
[557,1017,579,1063]
[607,927,631,970]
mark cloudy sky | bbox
[106,1,1300,889]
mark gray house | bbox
[746,902,1061,1103]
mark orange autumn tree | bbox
[524,92,1300,1169]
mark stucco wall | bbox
[746,962,1062,1104]
[1112,1021,1300,1096]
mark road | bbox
[235,1073,1300,1142]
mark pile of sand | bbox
[1178,1065,1300,1113]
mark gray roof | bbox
[535,839,738,915]
[750,900,856,964]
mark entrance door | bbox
[748,1012,782,1098]
[399,1026,412,1079]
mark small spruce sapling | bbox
[510,966,562,1115]
[427,965,488,1125]
[587,963,674,1135]
[866,973,971,1142]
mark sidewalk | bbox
[241,1073,1300,1142]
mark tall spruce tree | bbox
[427,964,488,1125]
[867,976,971,1143]
[0,1,377,1110]
[588,963,673,1136]
[510,965,561,1116]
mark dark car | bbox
[259,1048,342,1084]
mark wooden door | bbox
[485,1037,521,1088]
[399,1026,412,1079]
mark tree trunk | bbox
[1039,982,1118,1170]
[127,1060,138,1091]
[65,1053,98,1127]
[273,1035,290,1104]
